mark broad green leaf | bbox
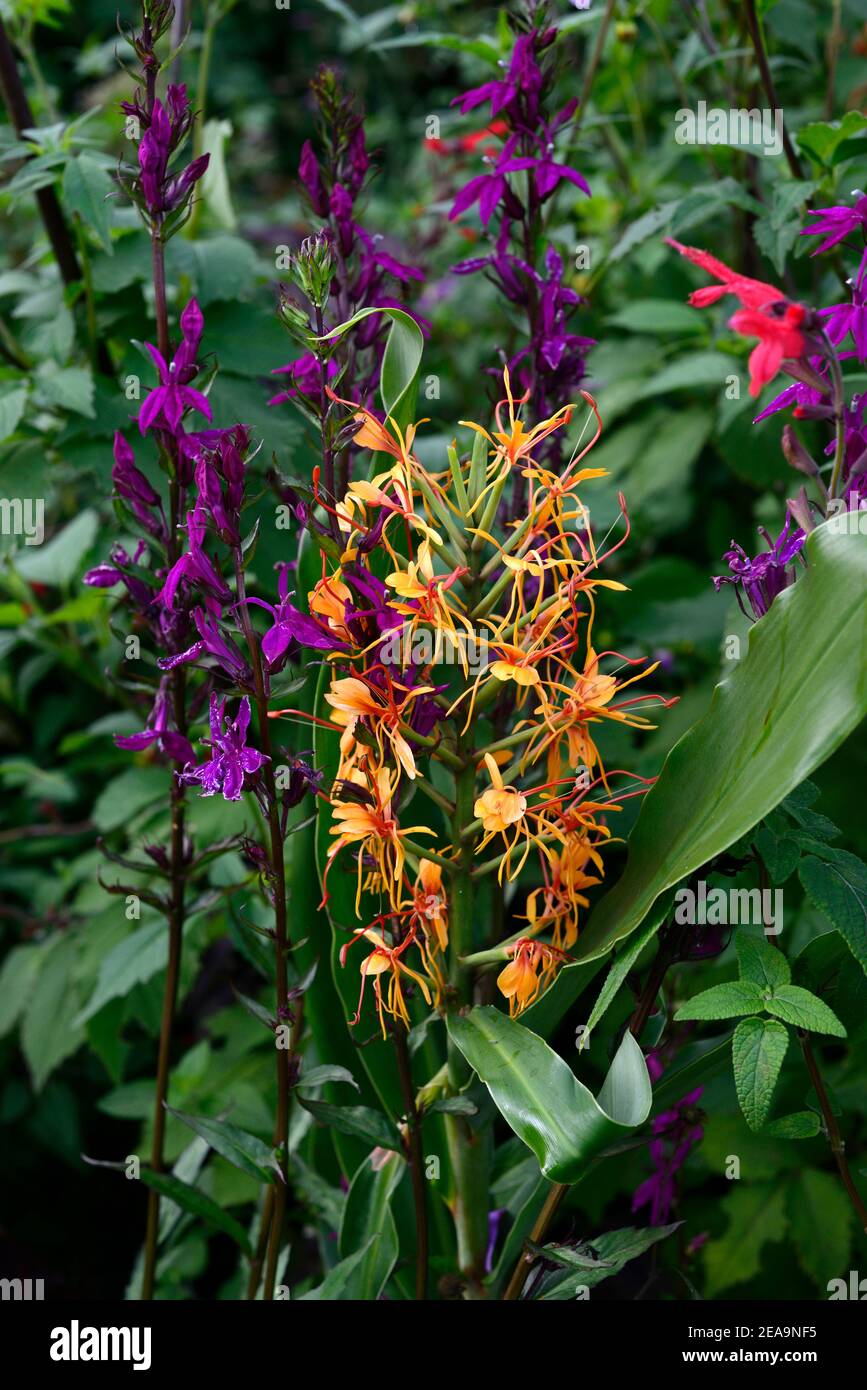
[705,1183,787,1295]
[606,299,704,334]
[675,980,764,1022]
[787,1170,852,1287]
[0,943,42,1036]
[764,985,846,1036]
[0,386,28,441]
[799,850,867,975]
[76,916,169,1024]
[536,521,867,1034]
[735,933,790,991]
[797,112,867,166]
[299,1098,402,1153]
[61,153,113,251]
[322,305,423,422]
[137,1170,251,1255]
[15,508,98,587]
[732,1017,788,1130]
[447,1007,651,1183]
[34,363,95,418]
[762,1111,821,1139]
[91,765,169,832]
[166,1107,277,1183]
[21,934,85,1090]
[338,1149,404,1299]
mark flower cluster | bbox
[273,370,668,1034]
[668,215,867,620]
[271,66,424,427]
[443,6,593,486]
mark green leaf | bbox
[583,895,673,1042]
[787,1170,852,1286]
[736,933,790,991]
[797,112,867,167]
[21,935,84,1090]
[298,1098,402,1152]
[732,1017,789,1130]
[705,1183,788,1296]
[322,305,423,422]
[91,765,169,832]
[0,386,28,441]
[447,1007,651,1183]
[61,153,113,251]
[337,1149,404,1299]
[75,917,168,1024]
[34,363,95,417]
[762,1111,821,1139]
[764,985,846,1036]
[166,1107,277,1183]
[15,509,98,587]
[799,850,867,975]
[297,1064,360,1093]
[537,1224,681,1299]
[675,980,764,1022]
[0,943,42,1036]
[297,1239,375,1300]
[536,521,867,1033]
[137,1170,251,1255]
[606,300,704,334]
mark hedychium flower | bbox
[273,367,669,1284]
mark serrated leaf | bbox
[704,1183,787,1295]
[62,153,113,251]
[675,980,764,1022]
[762,1111,821,1139]
[787,1169,852,1286]
[736,933,790,991]
[764,985,846,1036]
[732,1017,788,1130]
[799,851,867,976]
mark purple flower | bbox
[158,604,249,681]
[135,98,209,215]
[632,1051,704,1226]
[180,694,268,801]
[299,139,329,216]
[713,518,806,621]
[156,503,232,609]
[115,676,195,764]
[801,194,867,255]
[245,563,346,666]
[269,352,338,405]
[139,299,212,434]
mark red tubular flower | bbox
[729,304,808,398]
[666,239,808,396]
